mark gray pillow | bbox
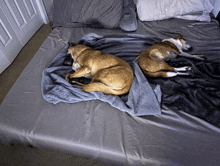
[52,0,122,29]
[71,0,122,28]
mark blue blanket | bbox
[42,33,162,116]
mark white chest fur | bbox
[72,62,80,71]
[162,38,183,52]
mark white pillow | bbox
[136,0,214,21]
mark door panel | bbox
[0,8,22,62]
[1,0,44,46]
[0,48,11,74]
[0,0,47,73]
[24,0,36,18]
[4,0,26,29]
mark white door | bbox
[0,6,22,62]
[0,48,11,74]
[1,0,45,46]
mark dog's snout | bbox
[187,45,193,51]
[63,53,74,66]
[183,45,193,52]
[67,53,71,57]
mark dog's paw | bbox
[192,55,206,60]
[185,66,192,71]
[65,74,71,83]
[174,66,191,72]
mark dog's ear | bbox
[68,42,77,47]
[175,34,183,40]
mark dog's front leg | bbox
[65,67,91,82]
[180,52,205,60]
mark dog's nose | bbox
[187,45,193,51]
[183,45,193,52]
[63,54,74,66]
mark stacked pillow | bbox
[51,0,137,31]
[136,0,214,22]
[50,0,215,32]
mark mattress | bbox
[1,17,220,165]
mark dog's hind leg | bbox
[142,70,173,77]
[166,71,189,77]
[143,69,190,78]
[173,66,191,72]
[80,66,133,95]
[81,82,126,95]
[139,55,176,73]
[143,70,177,78]
[166,66,191,77]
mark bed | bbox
[1,0,220,165]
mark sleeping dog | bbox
[65,44,134,95]
[138,34,205,78]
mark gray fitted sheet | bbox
[1,18,220,166]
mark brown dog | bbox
[65,44,134,95]
[138,34,205,78]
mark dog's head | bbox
[66,43,90,70]
[174,34,192,51]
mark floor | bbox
[0,23,113,166]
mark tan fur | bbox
[138,34,201,78]
[138,42,178,77]
[65,45,134,95]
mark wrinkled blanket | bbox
[42,33,162,116]
[148,57,220,127]
[42,33,220,126]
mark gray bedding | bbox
[1,15,220,166]
[42,33,161,116]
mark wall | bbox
[42,0,53,14]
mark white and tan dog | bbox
[138,34,204,78]
[65,44,134,95]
